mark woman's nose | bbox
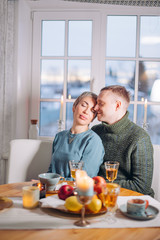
[83,107,89,114]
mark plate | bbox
[40,203,107,216]
[41,203,107,216]
[40,194,107,216]
[57,206,107,216]
[119,204,159,221]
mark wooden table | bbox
[0,182,160,240]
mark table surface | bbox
[0,181,160,240]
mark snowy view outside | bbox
[39,16,160,144]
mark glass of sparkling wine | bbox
[103,183,120,223]
[69,160,83,186]
[105,161,119,183]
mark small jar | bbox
[29,119,39,139]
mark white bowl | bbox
[38,173,61,191]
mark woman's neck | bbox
[70,124,89,134]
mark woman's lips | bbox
[79,115,87,120]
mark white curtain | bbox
[0,0,16,184]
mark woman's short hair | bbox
[73,91,97,120]
[73,91,97,108]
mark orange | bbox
[92,194,98,200]
[97,193,104,202]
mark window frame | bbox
[31,8,160,142]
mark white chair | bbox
[152,145,160,202]
[6,139,53,183]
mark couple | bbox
[48,85,154,197]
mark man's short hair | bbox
[101,85,131,104]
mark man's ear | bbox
[116,100,121,111]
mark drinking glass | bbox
[103,183,120,223]
[74,194,93,227]
[69,160,83,186]
[105,161,119,183]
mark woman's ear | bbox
[72,105,75,113]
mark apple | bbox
[58,185,74,200]
[92,176,106,194]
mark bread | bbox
[0,197,13,210]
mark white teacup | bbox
[38,173,64,191]
[127,199,149,216]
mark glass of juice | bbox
[105,161,119,183]
[69,160,83,186]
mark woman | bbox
[48,91,104,179]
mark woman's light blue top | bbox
[48,129,104,179]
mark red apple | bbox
[58,185,74,200]
[92,176,106,194]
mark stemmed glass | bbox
[74,194,93,227]
[105,161,119,183]
[102,183,120,224]
[69,160,83,186]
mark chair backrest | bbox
[6,139,53,183]
[152,144,160,202]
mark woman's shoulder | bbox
[54,130,69,139]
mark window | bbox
[32,12,100,137]
[105,15,160,144]
[32,11,160,144]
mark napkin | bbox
[40,194,66,211]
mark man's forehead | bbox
[98,90,112,99]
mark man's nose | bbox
[94,104,99,111]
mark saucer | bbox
[119,204,159,220]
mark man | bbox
[92,85,154,197]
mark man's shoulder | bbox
[128,121,152,144]
[91,124,104,133]
[130,121,149,136]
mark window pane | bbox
[41,21,65,56]
[67,60,91,99]
[137,105,160,145]
[40,102,61,136]
[138,61,160,100]
[105,60,135,100]
[66,102,73,130]
[68,21,92,56]
[40,60,64,99]
[128,104,134,121]
[140,16,160,58]
[106,16,137,57]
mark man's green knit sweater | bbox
[92,111,154,197]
